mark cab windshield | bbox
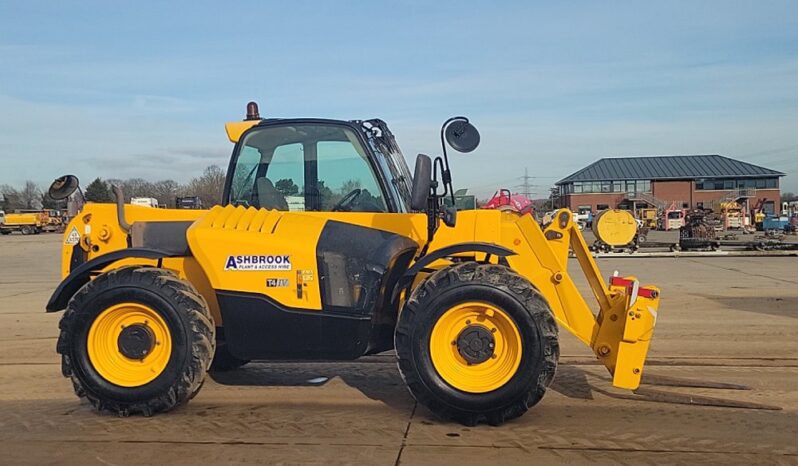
[228,123,389,212]
[363,120,413,213]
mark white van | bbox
[130,197,159,208]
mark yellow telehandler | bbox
[46,103,660,425]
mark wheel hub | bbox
[456,325,495,364]
[117,324,156,360]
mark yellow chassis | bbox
[58,204,660,390]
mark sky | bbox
[1,1,797,199]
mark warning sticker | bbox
[266,278,290,288]
[65,227,80,245]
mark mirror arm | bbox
[440,116,468,205]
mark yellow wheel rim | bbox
[430,302,522,393]
[87,302,172,387]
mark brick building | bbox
[555,155,784,215]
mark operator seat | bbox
[255,178,289,211]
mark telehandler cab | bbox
[47,103,660,425]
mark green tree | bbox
[275,178,299,196]
[84,178,112,202]
[317,180,337,210]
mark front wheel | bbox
[395,263,559,426]
[57,266,215,416]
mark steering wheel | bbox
[332,189,362,212]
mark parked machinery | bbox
[0,212,44,235]
[176,196,203,209]
[674,209,720,251]
[638,208,658,229]
[44,103,661,426]
[590,209,641,253]
[720,201,744,229]
[481,189,534,216]
[661,203,686,231]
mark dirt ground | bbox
[1,234,797,465]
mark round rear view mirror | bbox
[445,120,480,153]
[48,175,80,200]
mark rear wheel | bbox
[395,263,559,426]
[21,225,33,235]
[57,266,215,416]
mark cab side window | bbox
[317,141,386,211]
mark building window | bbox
[597,204,609,211]
[694,177,779,190]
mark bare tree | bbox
[151,180,180,208]
[20,181,43,209]
[106,178,155,201]
[0,184,22,211]
[184,165,226,208]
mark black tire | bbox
[57,266,215,416]
[210,329,250,372]
[21,225,33,235]
[0,230,10,235]
[395,262,559,426]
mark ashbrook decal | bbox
[224,255,291,271]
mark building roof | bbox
[556,154,785,184]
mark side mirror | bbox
[444,119,480,153]
[410,154,432,211]
[48,175,80,200]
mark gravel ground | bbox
[1,233,796,465]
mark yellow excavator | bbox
[46,103,660,425]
